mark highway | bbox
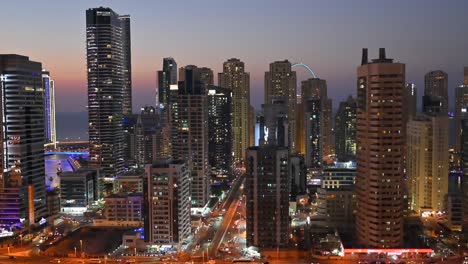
[208,174,245,258]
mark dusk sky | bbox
[1,0,467,113]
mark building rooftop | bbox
[105,192,143,199]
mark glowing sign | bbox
[344,248,433,254]
[264,127,269,142]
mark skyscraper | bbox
[258,99,289,147]
[454,67,468,154]
[335,95,356,162]
[218,58,250,166]
[86,7,131,177]
[198,67,214,87]
[157,58,177,109]
[42,69,56,145]
[120,15,132,115]
[246,145,290,249]
[145,159,191,246]
[407,115,449,213]
[207,86,232,176]
[405,83,417,120]
[135,106,168,166]
[423,70,448,116]
[303,98,321,170]
[355,48,406,248]
[170,65,209,207]
[265,60,297,152]
[317,162,356,234]
[0,54,47,227]
[461,119,468,239]
[301,78,333,158]
[122,114,138,166]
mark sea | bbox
[56,112,88,141]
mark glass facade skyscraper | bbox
[42,69,56,145]
[0,54,47,228]
[86,7,131,177]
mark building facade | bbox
[405,83,417,120]
[461,119,468,238]
[454,70,468,154]
[157,58,177,109]
[42,69,56,145]
[218,58,251,165]
[86,7,131,177]
[120,15,132,115]
[264,60,297,152]
[355,48,406,248]
[170,65,209,207]
[303,98,321,171]
[207,85,232,176]
[60,169,99,215]
[406,115,449,213]
[0,54,47,228]
[423,70,448,116]
[246,145,290,249]
[301,78,333,158]
[98,193,143,227]
[317,162,356,234]
[335,95,357,162]
[258,99,289,147]
[145,160,191,246]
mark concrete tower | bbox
[218,58,251,166]
[355,48,406,248]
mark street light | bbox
[74,246,77,257]
[80,239,83,255]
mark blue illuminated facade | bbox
[42,69,56,145]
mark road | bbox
[208,174,245,258]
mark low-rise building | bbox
[60,169,99,215]
[114,169,145,193]
[316,162,356,234]
[46,188,61,217]
[94,193,143,227]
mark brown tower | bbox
[355,48,406,248]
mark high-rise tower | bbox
[120,15,132,115]
[301,78,333,158]
[355,48,406,248]
[423,70,448,116]
[0,54,47,227]
[218,58,250,166]
[246,145,290,249]
[157,58,177,109]
[407,115,449,213]
[207,85,232,176]
[335,95,357,162]
[405,83,417,120]
[42,69,56,145]
[86,7,131,177]
[454,67,468,154]
[170,65,209,207]
[265,60,297,152]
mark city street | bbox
[208,175,245,259]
